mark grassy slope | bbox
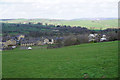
[2,41,118,78]
[2,19,118,29]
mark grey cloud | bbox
[0,0,118,19]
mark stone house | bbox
[20,41,35,47]
[1,39,17,50]
[2,39,16,47]
[6,39,17,46]
[17,35,25,41]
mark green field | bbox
[46,19,118,29]
[1,19,118,30]
[2,41,118,78]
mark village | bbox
[0,33,108,51]
[1,34,56,50]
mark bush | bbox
[63,34,89,46]
[106,31,118,41]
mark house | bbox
[100,35,107,42]
[88,33,107,42]
[20,37,56,47]
[2,39,16,47]
[20,41,35,46]
[17,35,25,41]
[102,35,106,38]
[100,38,107,42]
[88,33,101,42]
[6,39,17,46]
[44,38,54,44]
[20,37,45,46]
[88,34,96,42]
[1,39,17,50]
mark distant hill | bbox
[0,19,15,21]
[0,18,118,30]
[71,18,117,20]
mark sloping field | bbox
[2,41,118,78]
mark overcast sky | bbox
[0,0,119,19]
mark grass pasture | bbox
[2,41,118,78]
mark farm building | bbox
[88,34,107,42]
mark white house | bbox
[100,35,107,42]
[88,33,107,42]
[88,34,97,42]
[100,38,107,42]
[102,35,106,38]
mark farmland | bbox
[2,41,118,78]
[1,19,118,30]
